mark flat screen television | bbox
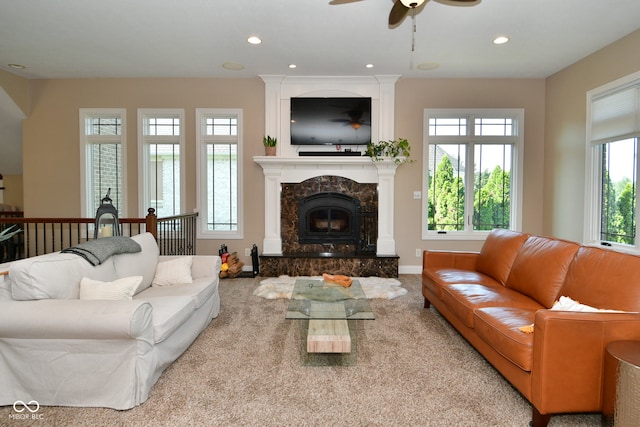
[290,97,372,146]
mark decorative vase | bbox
[265,146,276,156]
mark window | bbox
[585,71,640,250]
[138,109,185,217]
[422,109,524,240]
[196,109,243,239]
[80,109,126,217]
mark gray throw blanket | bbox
[62,236,141,266]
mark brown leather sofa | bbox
[422,229,640,426]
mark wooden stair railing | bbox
[0,209,198,262]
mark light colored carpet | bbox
[254,275,408,300]
[0,275,601,426]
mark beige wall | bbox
[1,174,23,210]
[544,29,640,241]
[0,68,29,116]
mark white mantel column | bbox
[261,167,283,255]
[374,161,398,255]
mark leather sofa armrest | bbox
[422,250,479,271]
[530,309,640,414]
[0,299,154,340]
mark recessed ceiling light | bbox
[8,64,25,69]
[247,36,262,45]
[417,62,439,71]
[222,62,244,71]
[493,36,509,45]
[365,64,374,69]
[288,64,297,69]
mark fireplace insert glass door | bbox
[298,192,360,245]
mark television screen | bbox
[290,97,372,145]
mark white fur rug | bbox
[253,275,408,300]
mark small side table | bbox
[603,341,640,426]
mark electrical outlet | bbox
[413,191,421,199]
[244,248,251,256]
[415,248,421,257]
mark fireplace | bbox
[252,75,400,276]
[254,156,399,277]
[298,192,360,245]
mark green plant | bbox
[365,138,413,165]
[263,135,277,147]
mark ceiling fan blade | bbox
[389,0,409,26]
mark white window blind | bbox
[591,83,640,144]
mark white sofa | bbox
[0,232,221,410]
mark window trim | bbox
[195,108,244,240]
[79,108,127,218]
[422,108,524,240]
[137,108,186,217]
[584,70,640,252]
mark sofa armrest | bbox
[422,250,479,271]
[0,299,154,340]
[530,309,640,414]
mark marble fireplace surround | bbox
[254,156,399,256]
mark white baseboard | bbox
[399,265,422,275]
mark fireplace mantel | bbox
[254,156,399,256]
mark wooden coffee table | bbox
[285,278,374,365]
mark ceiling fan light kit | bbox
[399,0,426,7]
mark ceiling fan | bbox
[329,0,480,26]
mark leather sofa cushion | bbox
[422,269,501,300]
[473,307,536,371]
[441,284,543,328]
[506,236,580,308]
[476,229,529,285]
[561,246,640,312]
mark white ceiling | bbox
[1,0,640,80]
[1,0,640,176]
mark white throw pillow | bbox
[551,296,624,313]
[79,276,143,300]
[519,295,628,333]
[152,257,193,287]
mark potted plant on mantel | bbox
[365,138,413,165]
[263,135,277,156]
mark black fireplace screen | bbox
[298,192,361,245]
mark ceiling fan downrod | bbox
[411,9,417,52]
